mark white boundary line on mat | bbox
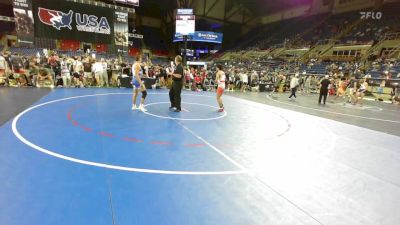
[267,95,400,123]
[11,92,245,175]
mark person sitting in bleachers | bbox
[72,71,85,88]
[9,53,29,87]
[0,53,9,86]
[28,59,40,87]
[194,74,203,91]
[36,68,54,88]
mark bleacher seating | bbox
[9,47,43,56]
[151,57,168,65]
[231,4,399,52]
[299,62,329,75]
[340,3,400,44]
[367,61,400,78]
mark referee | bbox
[169,55,184,112]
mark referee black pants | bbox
[319,90,328,104]
[169,81,182,110]
[289,87,297,98]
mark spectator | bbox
[61,58,72,87]
[288,74,299,100]
[83,57,93,86]
[0,53,9,86]
[228,71,235,92]
[310,75,318,93]
[28,59,39,87]
[375,79,386,101]
[304,76,311,95]
[251,71,259,87]
[100,58,109,87]
[93,59,105,87]
[10,53,28,86]
[240,70,248,92]
[194,74,203,91]
[48,53,59,71]
[72,71,85,88]
[355,78,368,105]
[73,57,84,74]
[159,66,167,88]
[392,85,400,104]
[36,68,54,88]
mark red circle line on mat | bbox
[66,106,207,148]
[66,104,291,147]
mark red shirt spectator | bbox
[202,70,207,81]
[48,54,59,67]
[194,75,202,84]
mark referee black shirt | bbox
[320,78,331,92]
[173,64,184,82]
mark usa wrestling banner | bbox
[13,0,35,45]
[33,0,114,44]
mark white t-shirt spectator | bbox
[73,60,83,73]
[101,62,108,71]
[61,61,70,75]
[241,73,248,83]
[290,76,300,89]
[92,62,104,74]
[0,56,7,70]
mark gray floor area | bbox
[0,87,51,126]
[233,101,400,225]
[225,91,400,136]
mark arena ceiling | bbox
[0,0,313,16]
[96,0,314,24]
[237,0,313,15]
[0,0,315,24]
[134,0,313,16]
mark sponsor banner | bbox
[177,9,193,15]
[114,10,128,49]
[187,61,207,66]
[0,15,15,22]
[128,33,143,39]
[173,31,223,44]
[115,0,139,7]
[33,0,114,43]
[13,0,35,45]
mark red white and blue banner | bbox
[33,0,114,44]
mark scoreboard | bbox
[176,9,195,36]
[176,15,195,35]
